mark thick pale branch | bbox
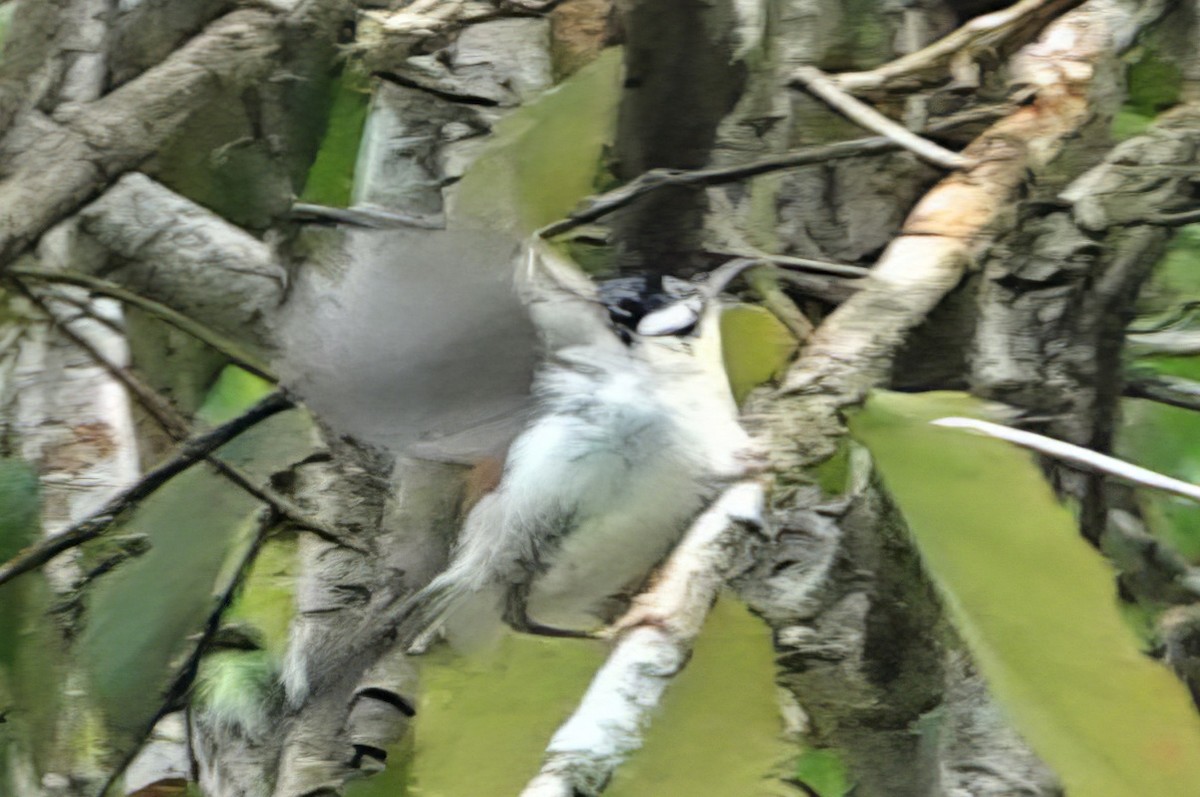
[779,1,1125,405]
[833,0,1086,92]
[521,482,765,797]
[0,391,293,588]
[0,8,281,263]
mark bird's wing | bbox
[516,238,622,352]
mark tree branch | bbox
[19,283,367,553]
[833,0,1086,92]
[932,417,1200,503]
[7,267,277,381]
[0,391,293,588]
[1125,373,1200,414]
[790,65,973,170]
[536,98,1020,240]
[520,482,765,797]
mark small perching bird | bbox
[397,241,762,650]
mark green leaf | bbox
[605,596,793,797]
[300,67,372,208]
[453,48,621,234]
[720,305,797,405]
[0,458,61,787]
[848,390,1200,797]
[793,748,851,797]
[79,368,317,746]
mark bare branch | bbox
[833,0,1086,93]
[538,136,906,239]
[537,98,1021,240]
[19,284,367,553]
[790,65,973,170]
[0,391,293,588]
[932,417,1200,504]
[0,9,281,264]
[1127,328,1200,357]
[8,267,277,381]
[520,482,765,797]
[1125,373,1200,414]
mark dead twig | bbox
[19,284,367,553]
[538,136,906,239]
[933,417,1200,503]
[537,99,1019,241]
[791,65,973,170]
[833,0,1086,93]
[8,267,276,381]
[0,391,293,589]
[1125,373,1200,414]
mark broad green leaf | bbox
[300,67,372,208]
[395,595,788,797]
[453,49,621,234]
[400,633,607,796]
[79,367,317,745]
[849,390,1200,797]
[605,596,793,797]
[793,748,851,797]
[0,458,62,787]
[720,305,797,405]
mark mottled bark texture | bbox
[2,0,1197,795]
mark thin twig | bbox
[932,417,1200,503]
[1146,208,1200,227]
[745,266,814,342]
[706,247,870,279]
[290,202,445,230]
[791,65,973,170]
[19,285,367,553]
[538,137,904,239]
[1125,373,1200,415]
[834,0,1086,92]
[7,267,276,382]
[0,392,293,588]
[96,506,278,797]
[537,102,1014,241]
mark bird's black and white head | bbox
[597,258,759,346]
[597,275,705,343]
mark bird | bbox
[394,241,761,651]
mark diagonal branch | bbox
[520,481,766,797]
[832,0,1086,92]
[0,0,351,265]
[537,98,1021,240]
[1124,372,1200,414]
[790,65,973,170]
[18,283,366,553]
[0,391,293,589]
[932,417,1200,503]
[7,267,276,381]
